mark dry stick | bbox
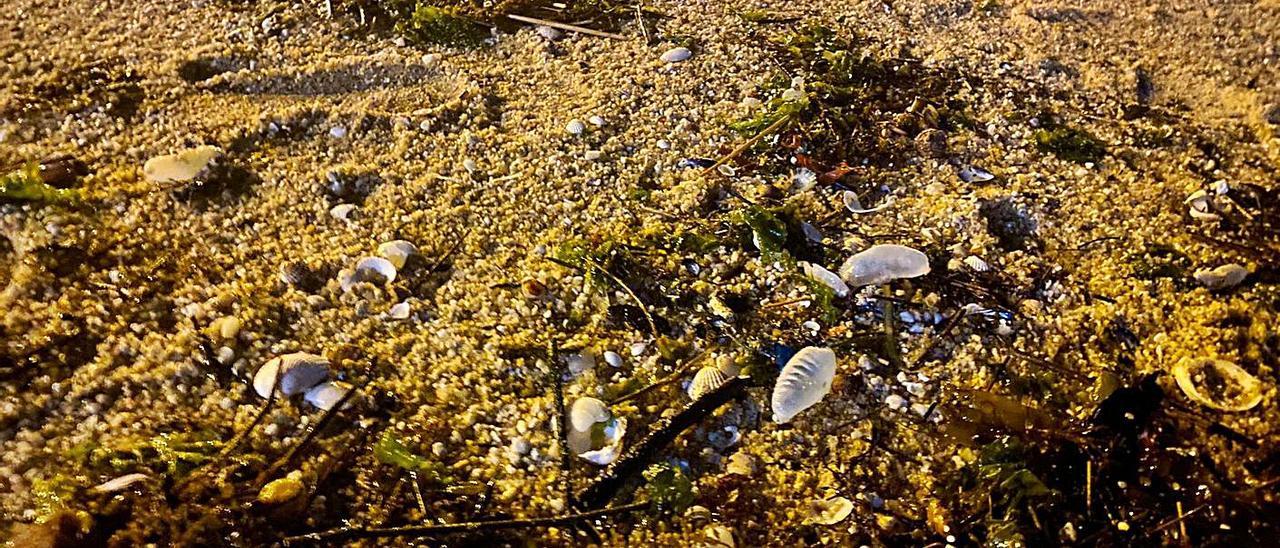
[283,500,648,543]
[507,14,628,40]
[175,364,282,494]
[577,375,748,509]
[609,348,712,406]
[550,340,574,510]
[701,115,793,178]
[255,381,365,487]
[425,227,471,274]
[546,256,658,338]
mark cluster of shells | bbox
[251,352,353,411]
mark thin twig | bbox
[425,228,471,274]
[255,381,365,487]
[507,14,627,40]
[283,501,648,543]
[609,348,711,405]
[701,115,793,178]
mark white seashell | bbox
[660,46,692,63]
[377,240,418,270]
[771,347,837,423]
[1172,357,1262,412]
[253,352,330,398]
[629,342,647,356]
[603,351,623,368]
[353,256,397,285]
[962,255,990,272]
[1193,263,1248,290]
[958,166,995,183]
[842,190,893,214]
[1185,190,1220,221]
[91,473,150,493]
[588,115,606,126]
[143,145,222,183]
[808,497,854,525]
[565,119,586,135]
[388,301,411,320]
[791,168,817,192]
[838,244,931,287]
[705,525,736,548]
[687,366,730,400]
[304,380,354,411]
[800,261,850,298]
[330,203,357,222]
[568,397,611,433]
[578,417,626,465]
[337,268,357,292]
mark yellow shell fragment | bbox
[257,471,304,505]
[143,145,222,183]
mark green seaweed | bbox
[803,275,840,324]
[93,431,221,478]
[374,431,450,482]
[1033,125,1106,164]
[733,206,789,261]
[1,162,79,204]
[643,462,695,513]
[394,4,489,48]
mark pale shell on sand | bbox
[687,366,730,400]
[304,380,354,411]
[1193,264,1248,290]
[377,240,418,270]
[772,346,837,423]
[253,352,330,398]
[800,261,850,297]
[566,397,625,465]
[1171,357,1262,412]
[143,145,222,183]
[839,244,930,287]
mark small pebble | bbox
[535,25,563,41]
[329,125,348,139]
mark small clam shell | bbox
[800,261,850,298]
[838,244,930,287]
[687,366,730,400]
[568,396,611,433]
[1185,190,1220,221]
[91,473,150,493]
[958,165,995,183]
[304,380,354,411]
[377,240,418,270]
[143,145,222,183]
[565,119,586,135]
[578,417,626,465]
[1172,357,1262,412]
[842,190,893,214]
[660,46,692,63]
[1193,264,1248,290]
[772,346,837,423]
[253,352,330,398]
[354,256,397,284]
[808,496,854,525]
[388,301,411,320]
[330,203,357,221]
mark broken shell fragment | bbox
[304,380,354,411]
[842,190,893,214]
[958,165,995,183]
[791,168,817,193]
[660,46,692,63]
[330,203,357,222]
[388,301,411,320]
[1172,357,1262,412]
[800,261,850,298]
[566,396,625,465]
[808,496,854,525]
[143,145,222,183]
[771,346,837,423]
[258,471,305,505]
[1185,189,1220,221]
[91,473,150,493]
[346,256,396,288]
[838,244,931,287]
[1193,263,1248,290]
[377,240,418,270]
[253,352,330,398]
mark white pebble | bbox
[329,125,348,139]
[885,394,907,410]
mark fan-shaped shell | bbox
[687,366,730,400]
[578,417,626,465]
[1172,357,1262,412]
[838,244,930,287]
[377,240,418,270]
[143,145,222,183]
[568,397,610,433]
[808,497,854,525]
[253,352,330,398]
[801,261,850,297]
[771,346,837,423]
[842,190,893,214]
